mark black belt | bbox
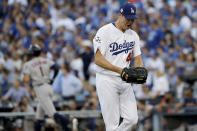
[33,83,48,87]
[63,96,75,100]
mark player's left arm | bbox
[134,55,144,67]
[50,64,59,84]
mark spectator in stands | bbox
[175,52,186,75]
[82,97,98,110]
[150,70,169,99]
[180,9,192,32]
[174,75,188,100]
[79,40,94,80]
[85,84,96,98]
[156,91,185,131]
[191,21,197,41]
[194,41,197,62]
[145,50,165,86]
[171,17,183,36]
[167,67,178,89]
[156,47,168,64]
[43,118,58,131]
[0,68,9,95]
[83,86,98,111]
[0,79,30,103]
[88,58,96,86]
[12,97,34,131]
[55,12,76,32]
[133,84,151,100]
[70,52,85,81]
[68,100,78,110]
[0,33,8,52]
[52,63,83,101]
[175,88,197,112]
[21,97,34,113]
[61,44,75,63]
[184,53,197,76]
[80,97,99,131]
[167,48,179,65]
[3,52,15,84]
[12,52,22,72]
[75,83,96,107]
[18,100,34,131]
[149,20,164,47]
[156,91,178,113]
[137,100,153,131]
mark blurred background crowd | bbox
[0,0,196,130]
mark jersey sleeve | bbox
[23,63,30,75]
[133,33,141,57]
[93,28,108,55]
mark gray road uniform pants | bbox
[33,83,56,119]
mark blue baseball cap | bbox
[120,3,137,20]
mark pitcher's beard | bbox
[127,24,132,29]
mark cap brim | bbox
[125,15,138,20]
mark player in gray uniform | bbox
[23,44,69,131]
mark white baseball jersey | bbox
[23,57,54,86]
[93,23,141,76]
[94,23,141,130]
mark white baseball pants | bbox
[96,73,138,131]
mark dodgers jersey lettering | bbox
[93,23,141,76]
[23,57,54,85]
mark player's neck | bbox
[115,21,125,32]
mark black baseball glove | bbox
[121,67,148,84]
